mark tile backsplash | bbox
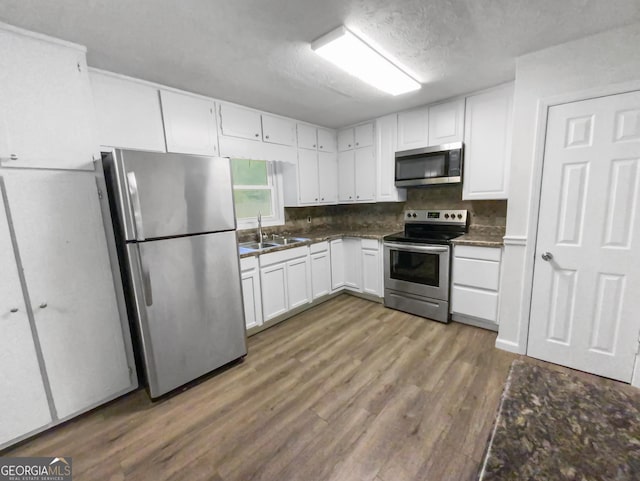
[239,184,507,241]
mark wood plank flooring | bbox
[5,295,519,481]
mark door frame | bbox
[520,79,640,387]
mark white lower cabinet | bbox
[451,245,502,331]
[240,256,263,330]
[330,239,345,291]
[343,238,363,292]
[259,246,311,322]
[361,239,382,297]
[310,242,331,300]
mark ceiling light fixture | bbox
[311,26,421,96]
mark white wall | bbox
[497,22,640,354]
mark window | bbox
[231,158,283,228]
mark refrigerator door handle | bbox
[140,250,154,307]
[126,171,146,241]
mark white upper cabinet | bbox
[397,107,429,151]
[297,124,318,150]
[262,114,295,146]
[297,149,320,204]
[317,128,337,152]
[375,114,406,202]
[338,150,356,202]
[160,90,218,156]
[90,71,166,152]
[338,129,355,151]
[0,27,98,170]
[218,103,262,141]
[428,98,465,145]
[354,123,374,148]
[354,146,376,202]
[463,83,514,200]
[318,151,338,204]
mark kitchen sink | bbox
[240,241,280,250]
[269,236,309,245]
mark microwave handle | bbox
[384,242,448,253]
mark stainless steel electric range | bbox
[383,209,468,322]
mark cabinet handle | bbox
[313,144,316,148]
[265,135,270,139]
[348,144,352,148]
[357,196,360,199]
[39,302,48,309]
[321,198,324,201]
[356,142,359,146]
[9,154,18,160]
[255,133,260,137]
[10,308,18,313]
[315,198,318,201]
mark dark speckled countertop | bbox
[451,226,505,247]
[238,228,399,258]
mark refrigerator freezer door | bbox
[126,230,246,398]
[113,150,236,241]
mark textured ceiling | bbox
[1,0,639,128]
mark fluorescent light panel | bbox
[311,26,421,96]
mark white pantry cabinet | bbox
[218,103,263,141]
[374,114,406,203]
[3,170,134,419]
[0,189,52,449]
[262,114,296,146]
[240,256,263,330]
[451,245,502,331]
[310,242,331,300]
[397,107,429,151]
[0,26,98,170]
[90,71,166,152]
[260,246,311,321]
[428,98,465,145]
[463,83,514,200]
[160,90,218,156]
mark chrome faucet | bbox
[257,211,264,244]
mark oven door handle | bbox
[384,242,448,253]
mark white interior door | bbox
[528,90,640,382]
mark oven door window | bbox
[389,249,440,287]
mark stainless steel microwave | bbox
[395,142,463,187]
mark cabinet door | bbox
[355,146,376,202]
[90,72,166,152]
[261,262,288,321]
[343,238,363,291]
[338,129,355,151]
[160,90,218,156]
[262,114,296,146]
[330,239,345,291]
[428,99,464,146]
[354,123,374,148]
[463,84,513,200]
[362,248,381,297]
[397,107,429,151]
[297,124,317,150]
[286,256,311,309]
[318,151,338,204]
[311,250,331,300]
[241,259,263,330]
[218,103,262,141]
[317,129,337,152]
[338,150,356,202]
[0,187,52,448]
[375,114,406,202]
[298,149,320,204]
[0,30,98,170]
[4,171,132,419]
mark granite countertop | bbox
[238,228,399,258]
[451,227,505,247]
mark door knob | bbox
[541,252,553,261]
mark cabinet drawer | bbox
[259,246,308,267]
[240,256,258,272]
[361,238,379,250]
[451,286,498,322]
[453,257,500,291]
[310,241,329,254]
[454,245,501,262]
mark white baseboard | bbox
[495,337,525,354]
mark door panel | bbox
[131,230,246,397]
[528,91,640,382]
[287,257,311,309]
[4,170,131,418]
[262,114,295,146]
[338,150,355,202]
[218,104,262,141]
[117,150,235,240]
[0,183,51,447]
[355,146,376,201]
[318,151,338,203]
[297,149,319,204]
[261,263,288,321]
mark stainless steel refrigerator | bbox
[102,149,247,399]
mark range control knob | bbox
[412,213,417,218]
[457,213,463,219]
[444,213,450,219]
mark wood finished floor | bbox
[6,295,520,481]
